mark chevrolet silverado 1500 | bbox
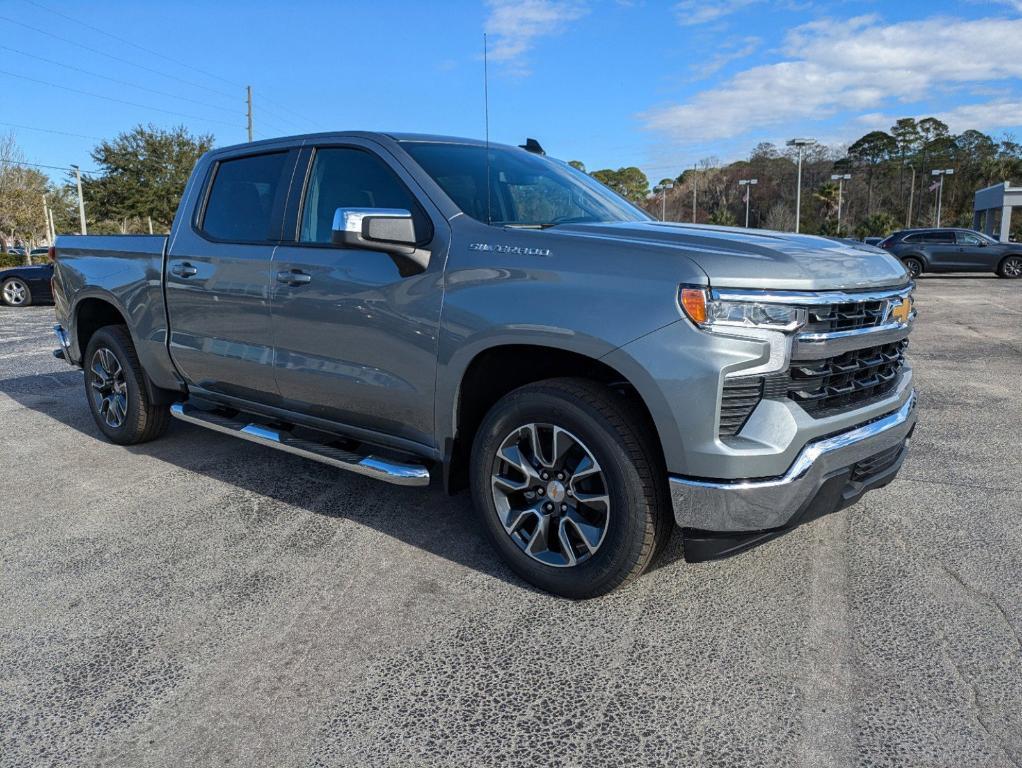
[52,132,917,598]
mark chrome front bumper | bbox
[670,391,917,532]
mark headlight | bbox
[680,287,806,332]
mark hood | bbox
[550,221,910,291]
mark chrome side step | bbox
[169,402,430,487]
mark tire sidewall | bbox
[2,278,31,307]
[903,257,923,278]
[470,387,654,598]
[84,327,147,445]
[999,255,1022,278]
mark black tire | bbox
[997,254,1022,279]
[902,257,923,278]
[83,325,170,445]
[470,378,670,599]
[1,277,32,307]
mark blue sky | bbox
[3,0,1021,183]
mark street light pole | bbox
[931,168,954,227]
[787,138,813,233]
[831,173,851,234]
[70,164,87,235]
[738,178,757,228]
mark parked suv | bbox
[879,228,1022,278]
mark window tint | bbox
[923,231,955,243]
[957,232,982,245]
[202,152,288,241]
[902,234,923,243]
[299,148,430,244]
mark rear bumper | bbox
[670,391,916,544]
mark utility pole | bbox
[148,216,154,234]
[906,165,916,228]
[787,138,813,233]
[831,173,851,234]
[655,181,674,221]
[42,194,52,244]
[71,164,87,235]
[738,179,757,228]
[49,208,56,242]
[246,85,253,142]
[691,165,697,223]
[932,168,954,227]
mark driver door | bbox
[268,142,448,449]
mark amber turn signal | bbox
[680,287,708,325]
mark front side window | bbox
[401,141,650,227]
[202,152,288,241]
[957,232,982,245]
[299,148,431,244]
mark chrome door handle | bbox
[276,269,312,285]
[171,262,198,278]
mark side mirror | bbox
[331,208,417,253]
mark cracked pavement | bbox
[1,276,1020,767]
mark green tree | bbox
[567,160,587,172]
[591,167,649,204]
[83,124,213,232]
[847,131,897,215]
[855,212,896,240]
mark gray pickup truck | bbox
[52,132,917,598]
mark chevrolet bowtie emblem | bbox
[888,298,912,324]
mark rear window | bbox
[201,152,288,242]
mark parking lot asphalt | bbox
[1,276,1020,768]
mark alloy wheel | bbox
[490,423,610,568]
[1003,256,1022,278]
[2,280,27,305]
[905,260,922,278]
[89,347,129,429]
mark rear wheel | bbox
[997,255,1022,278]
[470,378,670,599]
[84,325,170,445]
[902,257,923,278]
[1,277,31,307]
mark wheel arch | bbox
[442,342,666,493]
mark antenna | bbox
[483,32,492,225]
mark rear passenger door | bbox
[268,141,448,449]
[165,148,298,404]
[922,230,958,271]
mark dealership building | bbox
[973,182,1020,242]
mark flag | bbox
[929,180,941,192]
[742,188,749,203]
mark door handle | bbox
[171,262,198,278]
[276,269,312,285]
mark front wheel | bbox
[997,255,1022,278]
[83,325,170,445]
[470,378,670,599]
[1,277,32,307]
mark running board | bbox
[169,402,430,487]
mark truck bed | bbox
[52,234,180,391]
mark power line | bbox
[0,121,101,141]
[20,0,244,90]
[0,158,98,174]
[0,14,239,101]
[0,44,241,116]
[13,1,319,131]
[0,68,243,129]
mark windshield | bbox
[401,141,651,227]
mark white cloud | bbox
[643,14,1022,143]
[484,0,588,74]
[673,0,761,26]
[691,36,761,79]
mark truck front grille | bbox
[783,339,907,417]
[802,299,888,333]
